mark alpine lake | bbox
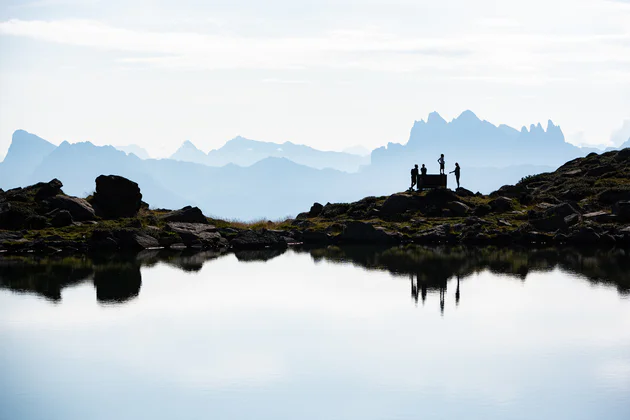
[1,245,629,420]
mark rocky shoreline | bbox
[1,149,629,255]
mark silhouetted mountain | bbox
[115,144,150,159]
[371,110,586,169]
[0,130,56,189]
[170,136,370,172]
[170,140,207,164]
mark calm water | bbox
[1,246,629,420]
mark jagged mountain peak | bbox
[455,110,480,122]
[427,111,447,124]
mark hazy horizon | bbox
[1,0,630,160]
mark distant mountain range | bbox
[169,136,370,172]
[2,111,625,220]
[371,110,600,169]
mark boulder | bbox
[455,187,475,197]
[489,196,515,213]
[597,188,630,205]
[301,230,332,244]
[380,194,420,215]
[338,221,401,244]
[116,230,160,250]
[34,179,63,201]
[308,202,324,218]
[48,196,96,221]
[92,175,143,218]
[446,201,470,217]
[51,210,73,227]
[230,229,288,250]
[413,224,452,244]
[160,206,209,224]
[165,222,225,247]
[0,203,35,230]
[612,201,630,221]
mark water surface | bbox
[1,246,629,420]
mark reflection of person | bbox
[410,164,419,190]
[450,163,461,188]
[438,154,445,175]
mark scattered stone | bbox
[446,201,470,216]
[612,201,630,221]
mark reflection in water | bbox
[0,246,628,304]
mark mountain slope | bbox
[0,130,57,189]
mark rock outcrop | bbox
[91,175,142,218]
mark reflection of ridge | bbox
[1,246,629,306]
[234,249,286,262]
[307,245,630,295]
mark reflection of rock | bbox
[93,263,141,303]
[234,248,286,262]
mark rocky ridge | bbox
[1,148,629,255]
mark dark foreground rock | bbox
[92,175,142,218]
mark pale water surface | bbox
[0,247,629,420]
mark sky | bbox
[1,0,629,159]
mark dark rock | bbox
[413,224,452,244]
[116,230,160,250]
[26,215,48,229]
[230,229,287,250]
[473,204,491,216]
[34,179,63,201]
[89,230,119,251]
[165,222,225,248]
[598,188,630,205]
[308,202,324,217]
[567,227,601,245]
[92,175,143,218]
[51,210,73,227]
[160,206,209,224]
[0,204,34,230]
[446,201,470,216]
[455,187,475,197]
[612,201,630,221]
[338,221,401,244]
[48,196,96,221]
[320,202,350,218]
[489,196,515,213]
[301,230,332,244]
[380,194,421,216]
[586,165,615,177]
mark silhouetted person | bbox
[438,154,445,175]
[410,164,419,191]
[450,163,461,188]
[418,164,427,191]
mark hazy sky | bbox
[1,0,629,159]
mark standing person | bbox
[419,164,427,191]
[450,162,461,188]
[410,164,419,191]
[438,154,445,175]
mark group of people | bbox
[410,154,461,191]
